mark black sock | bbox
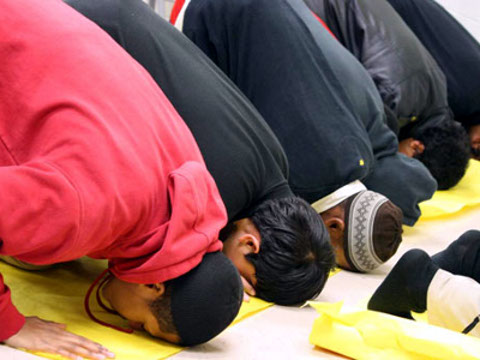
[432,230,480,282]
[368,249,438,318]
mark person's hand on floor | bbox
[4,316,115,360]
[241,275,255,302]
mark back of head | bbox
[343,191,403,272]
[247,197,335,305]
[169,252,242,346]
[414,120,470,190]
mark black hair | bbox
[246,197,335,305]
[148,283,178,335]
[414,121,470,190]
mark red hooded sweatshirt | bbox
[0,0,226,341]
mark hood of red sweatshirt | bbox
[107,162,225,284]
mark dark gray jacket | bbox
[387,0,480,129]
[304,0,453,139]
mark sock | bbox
[432,230,480,282]
[368,249,438,318]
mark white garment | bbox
[173,0,191,31]
[427,269,480,337]
[310,180,366,213]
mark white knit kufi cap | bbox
[345,190,389,272]
[311,180,367,213]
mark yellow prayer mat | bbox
[309,301,480,360]
[330,267,342,276]
[419,159,480,220]
[0,257,271,360]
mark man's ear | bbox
[238,234,261,255]
[323,216,345,243]
[469,125,480,143]
[142,283,165,298]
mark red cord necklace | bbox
[84,269,134,334]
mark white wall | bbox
[143,0,174,19]
[435,0,480,41]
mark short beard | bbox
[471,146,480,160]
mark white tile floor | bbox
[2,1,480,359]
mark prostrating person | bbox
[174,0,437,270]
[66,0,335,304]
[304,0,471,189]
[0,0,242,357]
[386,0,480,161]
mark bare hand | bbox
[4,316,115,360]
[241,276,256,302]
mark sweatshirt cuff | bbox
[0,303,25,341]
[402,214,417,227]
